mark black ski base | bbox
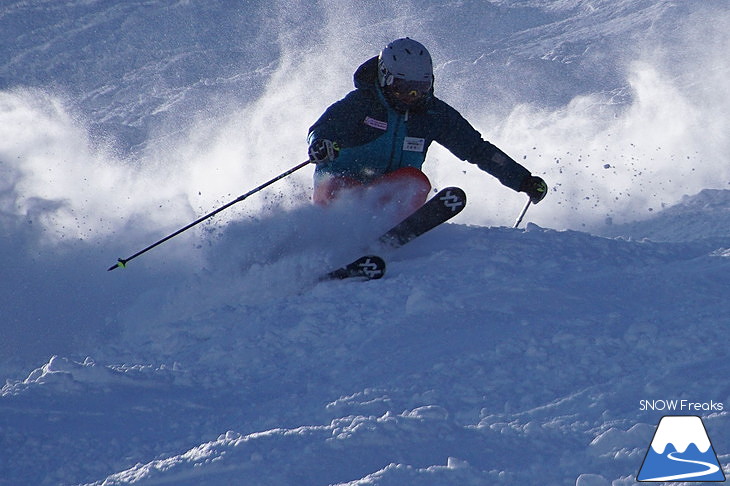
[379,186,466,248]
[324,255,386,281]
[322,187,466,282]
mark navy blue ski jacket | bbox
[308,56,531,191]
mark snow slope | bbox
[1,1,729,485]
[3,210,729,485]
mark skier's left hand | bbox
[520,175,548,204]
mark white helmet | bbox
[378,38,433,108]
[378,37,433,87]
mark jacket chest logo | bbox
[403,136,425,152]
[364,116,388,131]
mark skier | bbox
[307,37,547,214]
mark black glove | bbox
[520,175,548,204]
[308,139,340,164]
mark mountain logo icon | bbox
[637,415,725,482]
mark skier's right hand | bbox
[308,139,340,164]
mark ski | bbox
[322,187,465,282]
[378,186,466,248]
[324,255,386,281]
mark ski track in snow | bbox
[2,1,729,485]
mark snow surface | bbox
[1,1,729,485]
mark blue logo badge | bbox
[638,415,725,482]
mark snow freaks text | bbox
[639,400,724,412]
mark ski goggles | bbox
[385,78,432,102]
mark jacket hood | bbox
[353,56,380,91]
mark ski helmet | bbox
[378,38,433,108]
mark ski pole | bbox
[108,159,311,271]
[513,198,531,228]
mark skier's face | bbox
[383,77,431,108]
